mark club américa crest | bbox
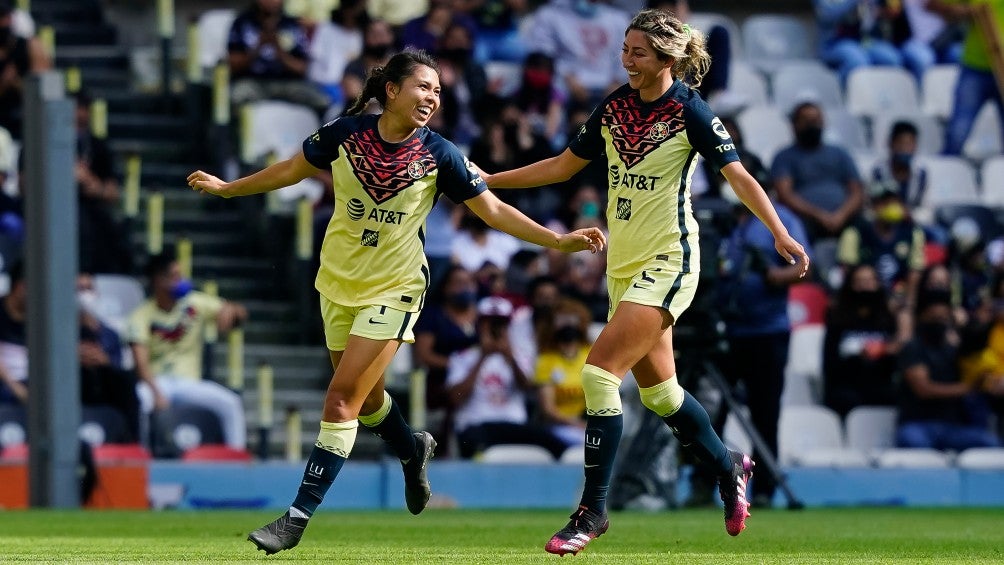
[649,121,670,141]
[407,160,428,179]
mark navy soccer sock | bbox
[663,390,732,476]
[290,420,357,517]
[359,391,418,461]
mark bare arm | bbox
[464,190,605,253]
[187,152,319,198]
[833,178,865,226]
[414,333,450,371]
[903,364,973,399]
[447,353,487,407]
[722,162,810,275]
[0,366,27,404]
[216,301,248,334]
[130,342,168,410]
[483,148,590,189]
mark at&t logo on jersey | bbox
[346,198,365,220]
[609,164,661,191]
[346,197,408,224]
[407,160,427,179]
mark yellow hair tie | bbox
[682,23,692,38]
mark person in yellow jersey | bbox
[929,0,1004,154]
[483,10,809,554]
[186,49,606,556]
[533,298,592,447]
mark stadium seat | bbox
[92,443,152,463]
[558,445,585,465]
[736,104,792,164]
[782,324,825,406]
[917,156,980,208]
[709,61,768,114]
[875,448,952,468]
[1,442,27,461]
[484,61,522,98]
[478,444,554,464]
[181,444,253,462]
[794,447,871,468]
[980,156,1004,207]
[962,103,1003,162]
[688,12,742,59]
[788,282,828,328]
[778,405,844,465]
[846,67,920,120]
[822,106,868,151]
[934,204,1002,242]
[921,64,960,120]
[0,404,27,450]
[722,408,753,455]
[92,274,145,335]
[870,113,944,156]
[770,61,843,113]
[151,404,226,458]
[955,447,1004,469]
[241,100,320,164]
[845,406,897,452]
[741,15,814,71]
[196,9,237,70]
[79,405,132,447]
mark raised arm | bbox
[484,148,590,189]
[187,151,320,198]
[464,190,605,253]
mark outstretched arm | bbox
[722,161,810,277]
[464,190,605,253]
[483,148,590,189]
[187,151,320,198]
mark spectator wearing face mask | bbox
[773,101,865,242]
[127,252,249,449]
[534,298,592,447]
[340,19,397,115]
[870,121,928,209]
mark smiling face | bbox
[621,29,674,99]
[385,64,441,130]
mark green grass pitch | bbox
[0,508,1002,563]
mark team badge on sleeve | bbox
[711,117,730,139]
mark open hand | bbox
[775,233,810,278]
[187,170,229,197]
[557,227,606,254]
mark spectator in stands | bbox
[774,102,864,242]
[340,18,397,115]
[74,93,132,275]
[958,278,1004,419]
[647,0,730,99]
[451,205,521,272]
[400,0,477,54]
[837,182,926,299]
[534,298,591,447]
[472,0,530,63]
[814,0,906,83]
[823,263,901,417]
[127,252,249,450]
[870,121,928,209]
[368,0,430,27]
[929,1,1004,155]
[434,22,487,146]
[413,265,480,452]
[0,124,22,241]
[447,296,567,459]
[307,0,368,110]
[900,0,965,80]
[77,274,140,442]
[719,190,811,507]
[512,52,567,150]
[0,0,48,139]
[526,0,631,109]
[509,275,561,368]
[0,260,25,405]
[227,0,329,114]
[896,289,1001,449]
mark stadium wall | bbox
[148,461,1004,510]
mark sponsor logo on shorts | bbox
[368,317,387,325]
[361,229,380,247]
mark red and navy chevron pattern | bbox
[343,130,438,204]
[602,94,685,169]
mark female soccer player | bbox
[484,10,809,554]
[187,49,605,555]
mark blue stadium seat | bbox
[80,405,132,447]
[741,15,815,71]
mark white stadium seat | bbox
[688,12,743,59]
[956,448,1004,469]
[875,448,952,468]
[708,61,768,114]
[92,274,146,334]
[822,106,868,151]
[742,15,815,71]
[847,67,920,120]
[921,64,960,120]
[241,100,320,164]
[484,61,522,98]
[963,103,1003,162]
[782,324,824,406]
[917,156,980,208]
[778,405,843,465]
[722,406,753,455]
[771,61,843,113]
[795,447,871,468]
[479,444,554,464]
[845,406,897,451]
[196,9,237,70]
[980,156,1004,207]
[737,104,792,164]
[870,113,944,156]
[559,445,585,465]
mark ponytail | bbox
[627,9,712,89]
[346,66,386,116]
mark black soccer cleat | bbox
[544,505,610,556]
[402,431,437,515]
[248,511,308,555]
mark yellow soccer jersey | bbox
[126,291,224,381]
[569,80,740,278]
[534,347,588,419]
[303,114,486,312]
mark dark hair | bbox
[345,49,440,116]
[889,121,918,143]
[829,264,894,328]
[790,101,821,123]
[144,250,176,282]
[331,0,370,28]
[0,1,12,18]
[430,264,471,304]
[526,275,558,302]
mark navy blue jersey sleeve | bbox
[302,117,353,170]
[431,136,487,203]
[567,104,605,161]
[684,99,739,170]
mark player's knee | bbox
[581,364,623,415]
[638,376,685,417]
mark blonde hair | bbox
[627,9,711,89]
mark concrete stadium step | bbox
[108,114,191,142]
[31,0,104,24]
[110,138,191,163]
[55,46,130,71]
[50,22,118,47]
[241,320,304,344]
[143,164,204,192]
[191,256,280,281]
[212,343,329,373]
[130,231,247,257]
